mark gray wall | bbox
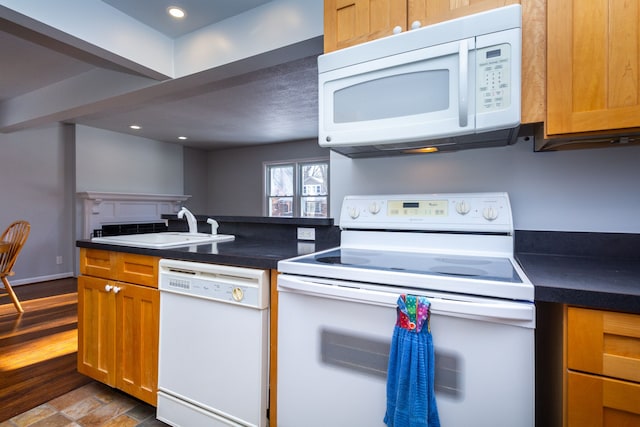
[0,124,188,286]
[0,124,74,284]
[76,125,183,194]
[183,147,209,214]
[207,139,329,215]
[330,140,640,233]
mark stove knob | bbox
[348,207,360,219]
[455,201,470,215]
[483,207,499,221]
[369,202,381,215]
[232,287,244,302]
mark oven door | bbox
[276,274,534,427]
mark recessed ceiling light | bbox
[178,136,188,140]
[168,6,186,18]
[129,125,142,130]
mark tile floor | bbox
[0,382,170,427]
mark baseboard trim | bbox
[10,272,74,287]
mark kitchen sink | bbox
[91,232,235,249]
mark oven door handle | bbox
[278,276,534,323]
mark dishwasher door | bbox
[157,259,269,427]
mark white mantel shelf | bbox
[77,192,191,239]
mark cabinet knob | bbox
[105,284,113,292]
[393,25,403,35]
[411,21,422,30]
[112,286,121,294]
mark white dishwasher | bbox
[157,259,270,427]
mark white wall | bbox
[76,125,183,194]
[0,124,74,284]
[330,140,640,233]
[207,139,330,215]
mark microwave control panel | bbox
[476,43,511,112]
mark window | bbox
[265,159,329,217]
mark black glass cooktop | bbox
[294,248,522,283]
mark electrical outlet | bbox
[297,227,316,241]
[56,256,63,265]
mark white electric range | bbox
[276,192,534,427]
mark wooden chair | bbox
[0,221,31,313]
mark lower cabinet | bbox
[567,371,640,426]
[78,249,160,406]
[566,306,640,426]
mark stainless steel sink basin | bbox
[91,232,235,248]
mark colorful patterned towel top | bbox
[396,294,431,333]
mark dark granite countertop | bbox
[77,236,337,270]
[515,231,640,314]
[81,216,341,269]
[79,225,640,314]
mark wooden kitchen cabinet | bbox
[323,0,545,124]
[323,0,406,52]
[324,0,519,53]
[407,0,520,27]
[78,248,160,406]
[547,0,640,136]
[565,306,640,426]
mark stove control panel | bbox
[339,192,513,233]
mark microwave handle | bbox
[458,39,469,128]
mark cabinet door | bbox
[547,0,640,135]
[77,275,116,386]
[115,252,159,288]
[567,307,640,383]
[115,282,160,406]
[79,248,115,280]
[324,0,407,52]
[567,371,640,426]
[407,0,520,26]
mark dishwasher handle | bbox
[277,275,534,326]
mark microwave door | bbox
[319,37,476,148]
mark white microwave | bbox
[318,5,522,158]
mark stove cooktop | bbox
[294,248,522,283]
[278,193,534,301]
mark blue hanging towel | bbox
[384,294,440,427]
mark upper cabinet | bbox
[323,0,407,52]
[407,0,520,27]
[547,0,640,136]
[323,0,546,124]
[324,0,520,53]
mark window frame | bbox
[263,157,329,218]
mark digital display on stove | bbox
[388,200,448,217]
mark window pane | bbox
[301,163,328,196]
[269,197,293,217]
[301,196,327,217]
[269,165,294,196]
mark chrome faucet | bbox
[177,207,198,234]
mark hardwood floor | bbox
[0,278,92,422]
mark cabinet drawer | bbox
[80,248,115,279]
[567,371,640,426]
[115,253,159,288]
[568,306,640,383]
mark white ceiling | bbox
[102,0,275,38]
[0,0,322,150]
